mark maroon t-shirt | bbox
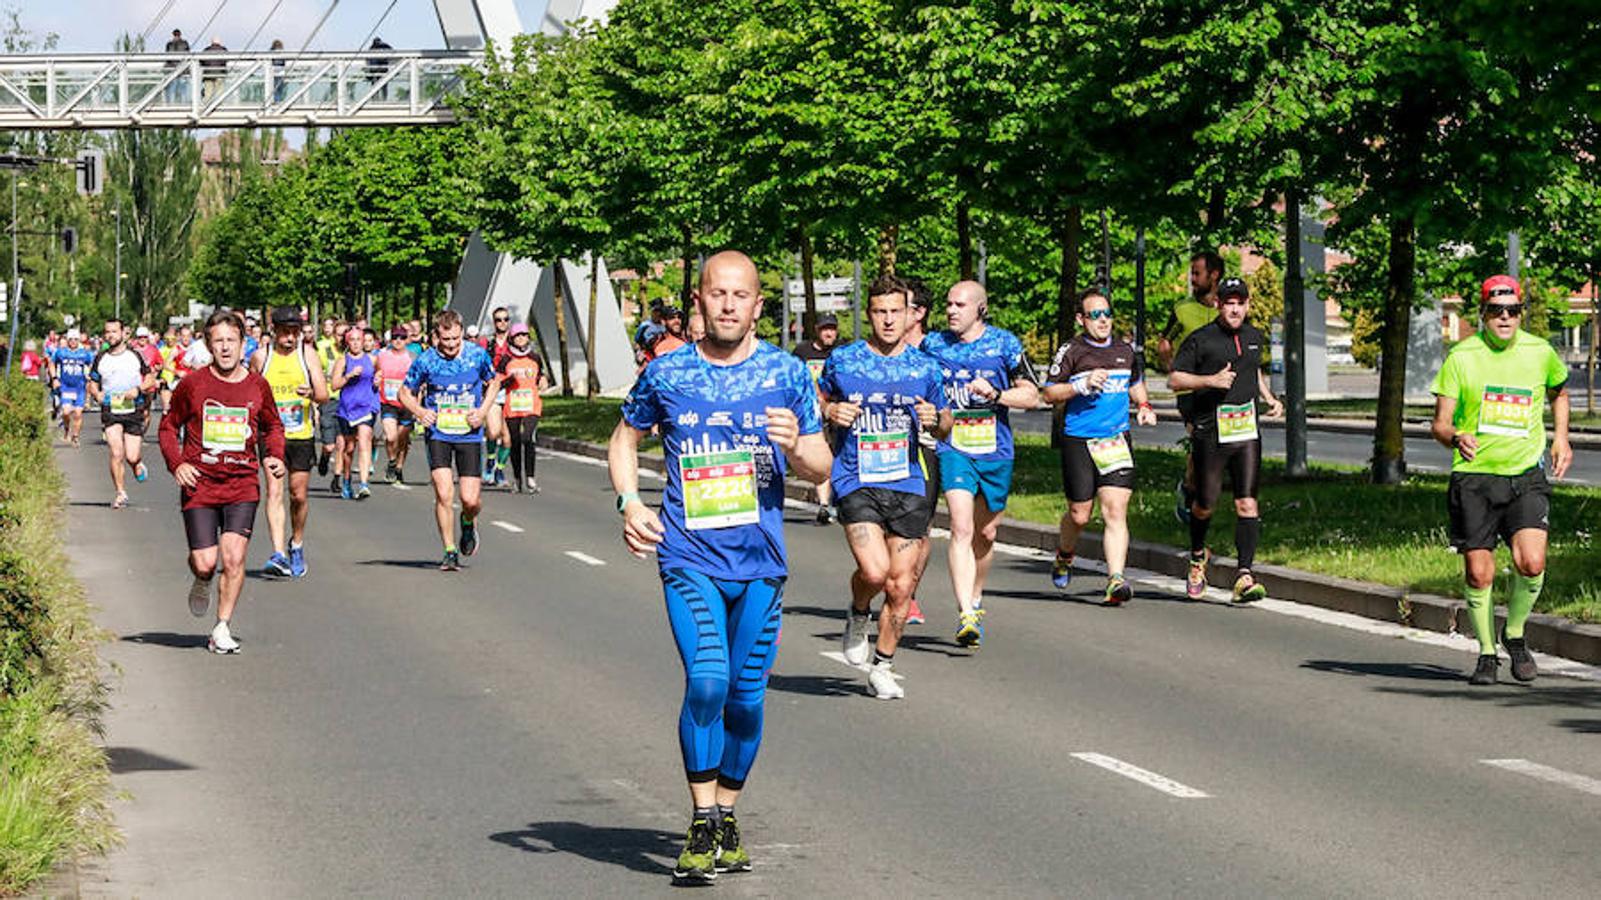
[159,366,285,509]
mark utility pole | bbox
[1284,191,1309,478]
[113,205,123,320]
[1134,227,1146,351]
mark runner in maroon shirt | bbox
[159,310,286,654]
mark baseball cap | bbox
[1218,277,1250,301]
[509,323,530,337]
[1481,274,1520,302]
[271,307,304,330]
[390,326,407,340]
[466,324,481,337]
[135,326,151,337]
[662,305,683,319]
[65,327,81,340]
[817,313,839,328]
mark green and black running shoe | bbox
[673,816,718,883]
[715,812,752,873]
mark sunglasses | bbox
[1080,308,1114,321]
[1483,303,1523,319]
[493,316,510,323]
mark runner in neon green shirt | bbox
[1430,275,1573,686]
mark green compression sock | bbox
[497,445,511,466]
[1464,582,1496,655]
[1504,572,1544,640]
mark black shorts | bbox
[101,410,147,437]
[919,442,941,506]
[1058,433,1137,503]
[381,405,414,427]
[837,486,934,539]
[182,502,258,551]
[1448,467,1550,552]
[318,400,340,445]
[283,439,316,473]
[338,413,375,436]
[1177,392,1196,424]
[427,438,483,475]
[1193,432,1261,508]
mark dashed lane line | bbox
[1071,752,1211,799]
[491,520,525,534]
[1481,759,1601,798]
[565,550,607,567]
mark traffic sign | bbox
[61,226,77,254]
[785,276,854,313]
[76,149,104,196]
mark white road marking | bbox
[491,520,524,534]
[546,448,665,480]
[1481,759,1601,797]
[565,550,606,566]
[819,650,905,680]
[392,483,413,491]
[1071,752,1210,798]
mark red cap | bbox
[1480,274,1520,303]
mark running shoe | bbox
[111,491,129,510]
[187,575,213,617]
[842,606,872,667]
[1232,571,1267,603]
[1185,549,1209,599]
[440,550,461,572]
[815,505,833,526]
[1502,631,1538,682]
[209,620,240,655]
[289,544,307,578]
[1051,551,1074,590]
[262,552,293,578]
[340,478,353,500]
[1104,574,1133,606]
[459,518,479,557]
[356,482,371,500]
[906,596,925,625]
[385,461,399,484]
[867,661,904,700]
[133,461,148,482]
[526,477,540,494]
[673,816,718,883]
[317,452,330,476]
[955,609,984,648]
[329,474,341,496]
[1468,653,1499,686]
[1173,478,1191,526]
[714,812,752,873]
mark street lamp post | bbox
[113,206,122,320]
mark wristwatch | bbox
[616,492,640,514]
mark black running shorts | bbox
[1192,432,1261,509]
[102,410,147,437]
[1447,467,1550,552]
[427,438,483,475]
[1058,433,1137,503]
[837,486,935,539]
[182,502,258,551]
[283,438,316,474]
[919,442,941,506]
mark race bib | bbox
[1478,385,1535,437]
[1217,401,1258,444]
[383,378,402,402]
[680,448,759,531]
[857,430,910,483]
[509,388,536,414]
[277,401,306,432]
[807,359,826,383]
[110,391,136,415]
[202,401,250,452]
[951,409,997,455]
[435,394,471,435]
[1087,433,1133,474]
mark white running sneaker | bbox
[209,620,240,654]
[867,662,904,700]
[842,607,872,667]
[187,576,213,618]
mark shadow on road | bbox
[767,672,864,697]
[1301,660,1465,681]
[1371,684,1601,718]
[106,746,196,774]
[68,500,114,508]
[488,821,676,876]
[120,631,208,649]
[1555,718,1601,734]
[782,605,844,622]
[355,558,446,570]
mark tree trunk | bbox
[876,224,898,277]
[551,262,574,396]
[1283,190,1308,479]
[1055,206,1081,347]
[412,281,422,323]
[1588,271,1597,413]
[1371,214,1416,484]
[956,201,974,280]
[679,225,694,308]
[585,253,601,399]
[799,228,818,340]
[1205,187,1226,233]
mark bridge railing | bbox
[0,50,484,128]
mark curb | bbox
[1142,407,1601,448]
[539,434,1601,667]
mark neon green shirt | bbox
[1430,330,1567,476]
[1167,299,1219,394]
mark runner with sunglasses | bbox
[1430,275,1572,685]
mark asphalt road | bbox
[1011,410,1601,486]
[60,424,1601,898]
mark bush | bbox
[0,377,116,894]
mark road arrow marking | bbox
[1071,752,1210,798]
[1481,759,1601,797]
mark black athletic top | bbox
[1170,320,1267,433]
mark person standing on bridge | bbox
[1431,275,1572,685]
[159,310,285,654]
[163,29,190,104]
[609,251,831,883]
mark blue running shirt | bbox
[622,341,823,581]
[920,326,1035,462]
[54,346,96,403]
[818,340,946,499]
[402,343,495,443]
[1047,334,1144,439]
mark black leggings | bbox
[508,415,540,483]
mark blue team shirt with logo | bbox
[621,341,823,581]
[402,343,495,443]
[919,326,1033,462]
[53,347,95,404]
[818,341,946,499]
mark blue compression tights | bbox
[660,569,785,789]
